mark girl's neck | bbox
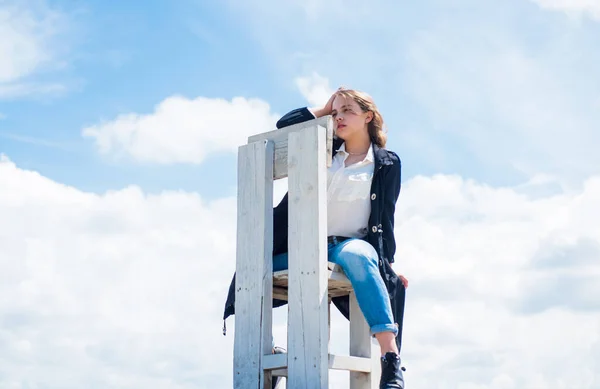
[343,131,371,155]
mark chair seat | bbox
[272,261,354,300]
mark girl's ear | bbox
[365,111,373,123]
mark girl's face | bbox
[331,95,372,141]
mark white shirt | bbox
[327,143,375,238]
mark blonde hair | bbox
[336,89,387,148]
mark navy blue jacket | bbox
[223,109,406,352]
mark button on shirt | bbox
[327,143,375,238]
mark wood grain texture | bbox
[287,125,329,389]
[329,355,372,373]
[233,140,274,389]
[247,116,334,180]
[260,353,374,376]
[349,292,380,389]
[263,353,288,370]
[272,263,354,301]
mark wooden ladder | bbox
[234,116,380,389]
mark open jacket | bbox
[222,108,407,352]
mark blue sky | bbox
[2,1,600,388]
[4,0,599,199]
[2,0,285,197]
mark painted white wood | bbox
[271,369,287,377]
[328,299,331,355]
[370,341,382,389]
[233,140,274,389]
[287,125,329,389]
[273,264,349,285]
[263,353,288,370]
[263,353,373,376]
[349,291,380,389]
[233,118,384,388]
[273,376,286,389]
[329,355,372,372]
[247,116,334,179]
[272,263,353,301]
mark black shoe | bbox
[380,352,405,389]
[272,346,286,389]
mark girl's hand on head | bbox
[324,86,345,114]
[314,86,345,118]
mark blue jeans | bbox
[273,238,398,337]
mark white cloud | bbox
[0,1,69,98]
[530,0,600,21]
[1,156,599,388]
[394,173,600,388]
[295,72,334,107]
[81,74,338,166]
[82,95,280,164]
[0,155,240,388]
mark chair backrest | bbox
[234,116,334,389]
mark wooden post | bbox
[287,124,329,389]
[234,140,274,389]
[350,292,381,389]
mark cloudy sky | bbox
[1,0,599,388]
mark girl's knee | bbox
[336,239,378,269]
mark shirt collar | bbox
[338,142,375,162]
[333,137,395,168]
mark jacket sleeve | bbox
[276,107,316,129]
[272,193,289,256]
[384,152,402,262]
[388,152,402,211]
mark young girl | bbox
[224,88,408,389]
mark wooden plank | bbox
[328,300,331,353]
[329,355,372,373]
[349,291,380,389]
[287,125,329,389]
[371,335,382,387]
[261,353,372,375]
[272,283,354,301]
[273,261,343,277]
[272,369,287,378]
[273,266,350,286]
[233,140,274,389]
[263,353,287,370]
[247,116,334,180]
[272,263,354,301]
[272,286,289,301]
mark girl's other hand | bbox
[397,274,408,289]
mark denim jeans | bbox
[273,237,398,337]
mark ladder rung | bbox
[329,354,372,373]
[263,352,287,370]
[262,353,373,374]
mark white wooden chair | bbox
[234,117,380,389]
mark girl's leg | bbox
[329,238,399,355]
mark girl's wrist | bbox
[311,107,327,118]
